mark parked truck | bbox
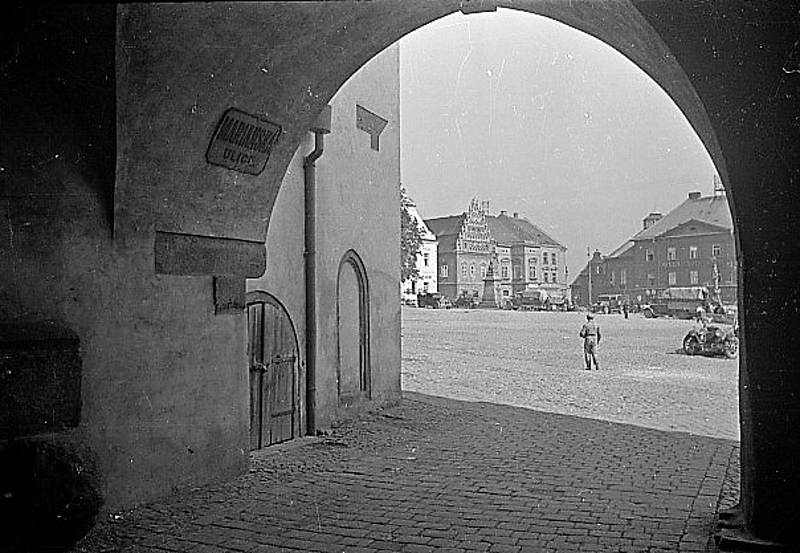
[511,289,549,311]
[641,286,727,320]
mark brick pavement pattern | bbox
[71,392,737,553]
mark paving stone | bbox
[70,385,737,553]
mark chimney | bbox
[643,212,663,230]
[513,212,519,218]
[500,210,507,216]
[688,191,701,200]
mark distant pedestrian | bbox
[622,302,629,319]
[579,313,601,370]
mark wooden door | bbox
[247,295,299,450]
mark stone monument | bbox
[479,254,501,309]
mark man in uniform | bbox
[579,313,601,370]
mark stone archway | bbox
[2,1,796,542]
[114,2,799,543]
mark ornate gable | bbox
[457,198,491,254]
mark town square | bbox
[402,308,738,441]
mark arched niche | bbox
[336,250,371,405]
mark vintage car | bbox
[416,292,451,309]
[453,291,480,309]
[547,294,572,312]
[591,293,623,314]
[683,320,739,358]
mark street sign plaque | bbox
[206,108,281,175]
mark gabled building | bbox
[425,199,569,305]
[425,199,492,301]
[400,188,438,298]
[571,190,737,307]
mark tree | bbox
[400,187,423,284]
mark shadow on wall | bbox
[0,322,101,550]
[0,439,102,552]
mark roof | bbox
[424,211,565,249]
[489,213,564,248]
[406,203,436,241]
[401,188,437,240]
[606,240,635,259]
[424,215,465,238]
[633,194,732,241]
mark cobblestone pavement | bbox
[71,392,738,553]
[66,308,742,553]
[402,308,739,441]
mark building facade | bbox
[400,189,438,299]
[571,191,737,307]
[426,200,569,306]
[247,45,402,432]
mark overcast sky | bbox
[399,8,718,280]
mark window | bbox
[646,248,654,261]
[667,247,677,261]
[542,252,548,265]
[689,246,698,260]
[469,264,475,277]
[480,263,487,279]
[461,263,467,277]
[502,289,510,296]
[620,268,627,285]
[596,265,601,274]
[668,272,677,285]
[501,265,509,279]
[423,252,429,267]
[551,272,557,282]
[543,273,549,283]
[712,244,721,257]
[440,264,448,278]
[609,271,615,285]
[690,270,699,285]
[530,267,536,280]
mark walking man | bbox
[579,313,601,370]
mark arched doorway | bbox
[337,251,370,405]
[246,291,301,450]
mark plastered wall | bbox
[313,45,403,427]
[246,45,402,434]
